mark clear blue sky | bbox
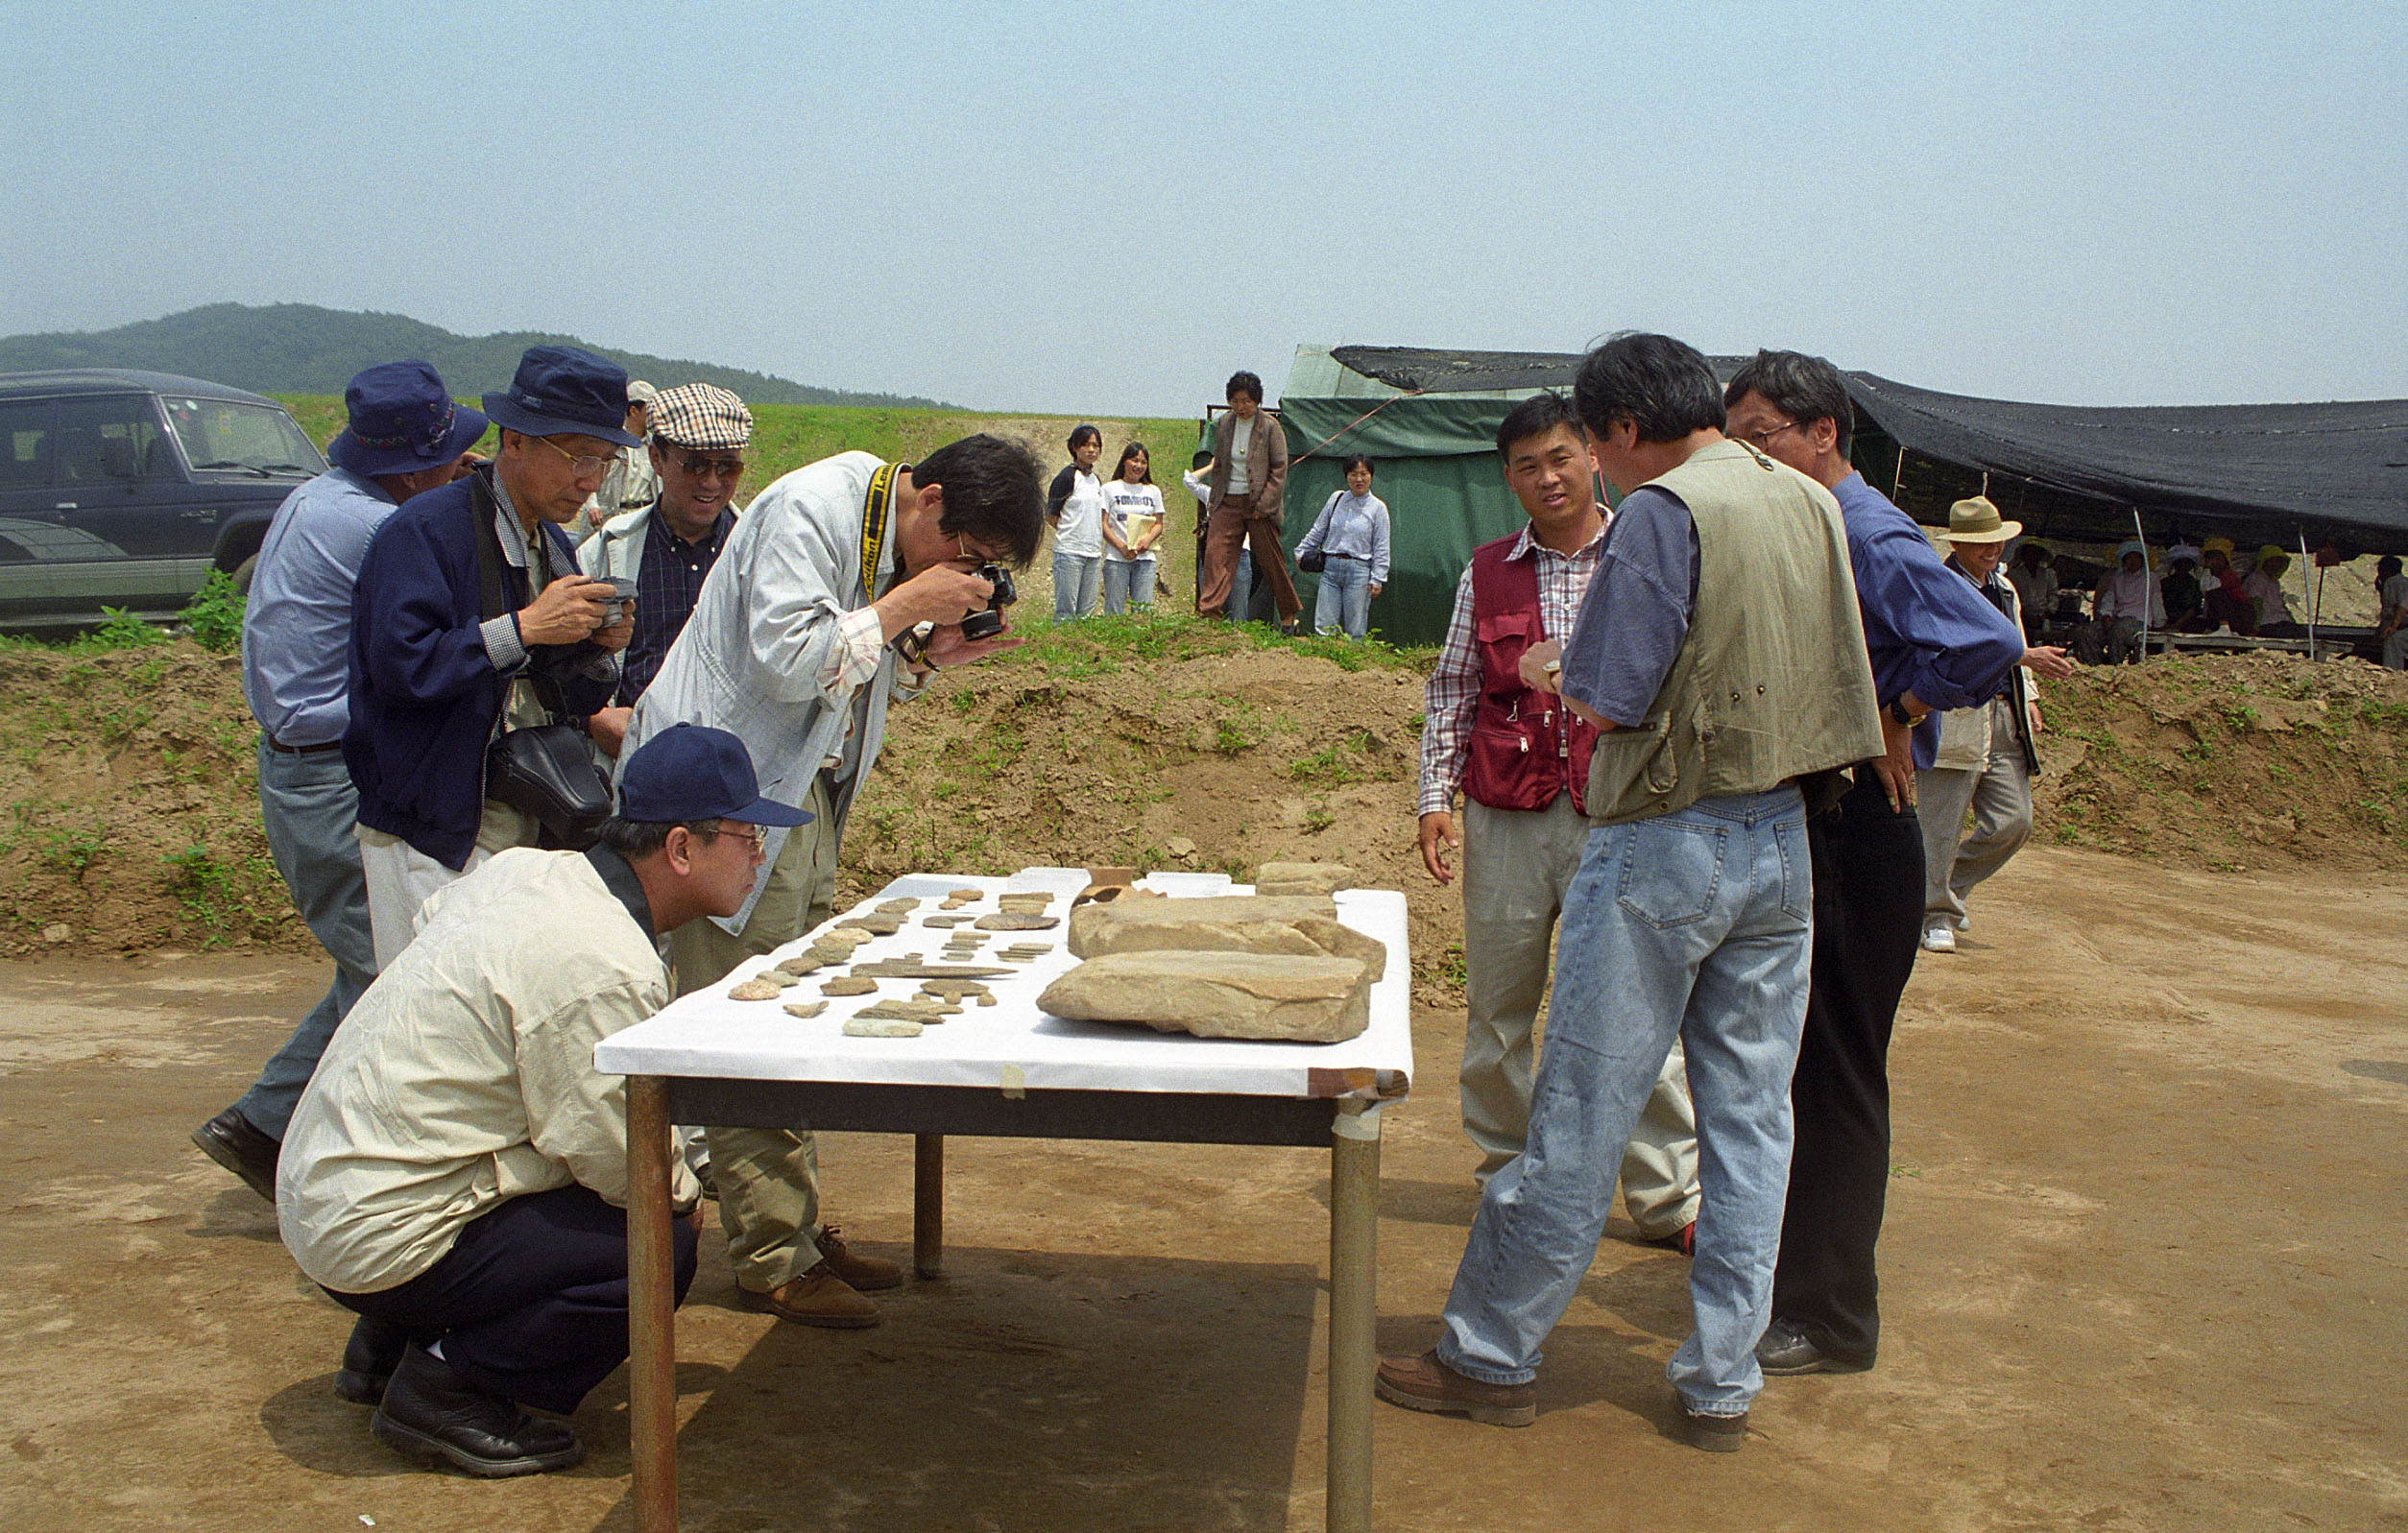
[12,0,2404,417]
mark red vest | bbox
[1461,533,1599,814]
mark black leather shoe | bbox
[1755,1318,1874,1377]
[190,1107,279,1202]
[335,1316,411,1404]
[1684,1407,1748,1452]
[370,1343,583,1477]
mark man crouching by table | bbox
[275,725,808,1476]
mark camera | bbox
[960,563,1017,640]
[594,576,638,626]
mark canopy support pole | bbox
[2132,509,2150,663]
[2302,529,2317,659]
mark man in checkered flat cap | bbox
[580,383,754,758]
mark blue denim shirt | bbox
[240,468,398,747]
[1560,487,1699,729]
[1830,473,2023,769]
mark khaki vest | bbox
[1585,440,1884,825]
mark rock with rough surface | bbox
[1067,895,1385,970]
[728,978,785,1001]
[1039,951,1374,1042]
[820,975,879,995]
[844,1016,924,1038]
[783,1000,828,1019]
[1253,861,1358,897]
[975,912,1060,931]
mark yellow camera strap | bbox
[860,461,896,598]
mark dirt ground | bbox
[1,842,2402,1532]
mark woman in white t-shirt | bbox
[1046,424,1108,619]
[2243,546,2300,636]
[1100,442,1166,615]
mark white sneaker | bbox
[1920,923,1957,953]
[1956,915,1971,933]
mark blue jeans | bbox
[1052,550,1101,619]
[1437,787,1813,1417]
[232,740,378,1139]
[1312,555,1372,637]
[1100,556,1154,614]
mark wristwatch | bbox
[1888,698,1921,727]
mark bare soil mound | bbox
[11,626,2407,983]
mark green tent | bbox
[1266,345,1580,647]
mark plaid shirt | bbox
[1415,522,1606,817]
[615,508,735,705]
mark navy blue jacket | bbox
[343,473,611,869]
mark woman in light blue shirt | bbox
[1294,455,1390,638]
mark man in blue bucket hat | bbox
[279,725,806,1477]
[345,346,638,969]
[192,360,488,1202]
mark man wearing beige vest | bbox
[1378,333,1882,1452]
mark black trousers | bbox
[1771,770,1925,1362]
[328,1184,699,1415]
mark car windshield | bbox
[160,398,325,477]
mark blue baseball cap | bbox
[618,725,812,826]
[481,345,642,446]
[327,360,490,478]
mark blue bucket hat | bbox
[326,361,490,478]
[481,345,642,447]
[618,725,812,826]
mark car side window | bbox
[0,399,52,488]
[54,395,166,483]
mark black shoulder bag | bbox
[1296,491,1341,574]
[472,476,614,850]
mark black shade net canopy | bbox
[1328,346,2408,554]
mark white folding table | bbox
[596,869,1414,1532]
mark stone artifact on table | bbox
[857,997,952,1022]
[844,1016,924,1038]
[821,975,879,995]
[1253,861,1358,897]
[783,999,828,1019]
[852,959,1014,979]
[923,915,966,928]
[773,954,824,977]
[921,980,991,1005]
[1038,951,1375,1043]
[949,888,984,901]
[975,912,1060,931]
[1067,895,1385,969]
[728,977,785,1001]
[876,898,921,914]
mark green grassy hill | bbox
[0,303,951,410]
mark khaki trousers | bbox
[1196,494,1300,621]
[669,772,842,1292]
[1460,794,1701,1237]
[1914,699,2034,925]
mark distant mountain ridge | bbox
[0,302,956,410]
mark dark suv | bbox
[0,369,325,630]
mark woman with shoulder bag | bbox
[1293,455,1390,638]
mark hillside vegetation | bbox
[0,302,951,409]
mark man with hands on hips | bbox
[623,433,1045,1329]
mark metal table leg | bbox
[913,1133,946,1279]
[1327,1099,1381,1533]
[627,1075,678,1533]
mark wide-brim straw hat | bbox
[1938,495,2022,544]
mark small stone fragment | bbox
[997,893,1053,912]
[876,898,921,914]
[783,1000,828,1019]
[939,898,968,910]
[856,997,950,1022]
[840,913,904,936]
[950,888,984,900]
[844,1016,924,1038]
[922,915,966,928]
[921,980,991,1003]
[773,954,824,977]
[850,959,1015,979]
[975,912,1060,931]
[977,993,998,1006]
[1254,861,1358,897]
[821,975,879,995]
[729,978,784,1001]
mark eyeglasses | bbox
[536,436,614,479]
[674,454,745,482]
[709,821,765,851]
[1741,420,1805,449]
[952,532,1010,566]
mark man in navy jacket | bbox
[345,347,636,966]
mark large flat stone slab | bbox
[1253,861,1358,896]
[1038,950,1374,1043]
[1067,895,1385,969]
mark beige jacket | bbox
[277,847,697,1294]
[1207,409,1288,523]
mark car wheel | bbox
[232,555,258,595]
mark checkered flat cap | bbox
[649,383,753,449]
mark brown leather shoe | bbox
[742,1265,879,1329]
[1374,1349,1535,1426]
[814,1225,902,1292]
